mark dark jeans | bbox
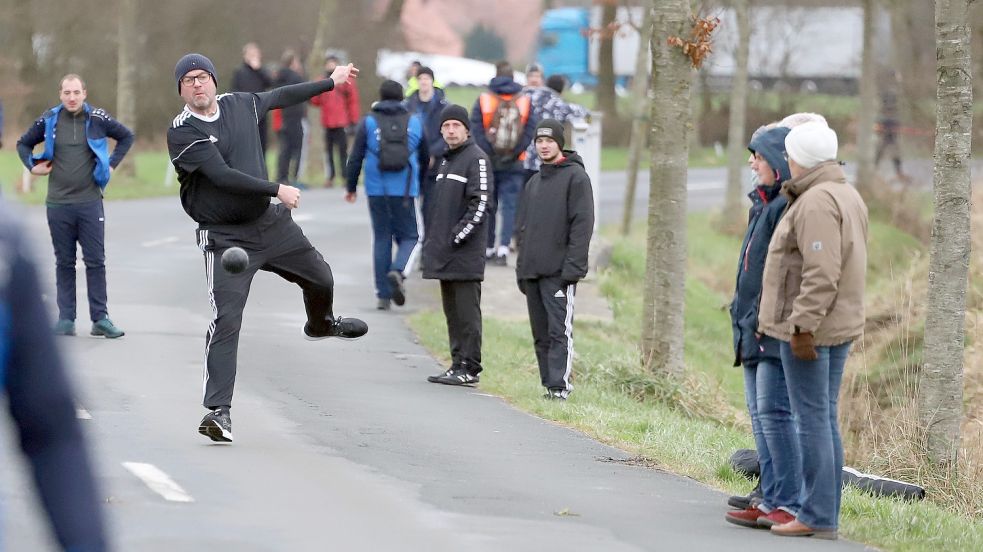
[485,169,523,249]
[277,126,303,183]
[46,199,108,322]
[522,276,576,392]
[324,127,348,181]
[196,204,335,409]
[744,357,801,514]
[781,340,851,530]
[439,280,482,374]
[420,173,438,236]
[367,195,419,299]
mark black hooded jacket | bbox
[514,151,594,282]
[421,138,494,281]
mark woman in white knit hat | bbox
[756,121,869,539]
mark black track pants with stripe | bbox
[522,276,575,392]
[439,280,483,374]
[195,204,335,409]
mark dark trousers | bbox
[277,126,304,183]
[522,276,575,392]
[368,195,419,299]
[420,173,438,236]
[486,169,523,249]
[46,199,108,322]
[196,204,335,409]
[439,280,482,374]
[324,127,348,181]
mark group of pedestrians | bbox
[725,112,869,540]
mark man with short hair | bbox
[514,119,594,400]
[311,54,360,188]
[345,80,427,310]
[423,105,494,385]
[230,42,273,154]
[470,61,537,266]
[16,74,134,339]
[167,53,367,443]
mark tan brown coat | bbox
[758,161,868,345]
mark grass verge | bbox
[406,213,983,551]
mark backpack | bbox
[480,93,531,158]
[373,112,410,171]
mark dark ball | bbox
[221,247,249,274]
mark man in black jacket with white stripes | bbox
[422,105,494,386]
[514,119,594,400]
[167,53,367,443]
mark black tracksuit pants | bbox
[324,127,348,181]
[195,204,335,409]
[522,276,576,392]
[277,126,304,184]
[439,280,483,375]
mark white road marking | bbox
[141,236,180,248]
[122,462,195,503]
[76,408,92,420]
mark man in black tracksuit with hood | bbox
[514,119,594,400]
[422,105,494,386]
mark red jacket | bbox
[311,78,360,129]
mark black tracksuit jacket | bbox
[422,138,494,281]
[514,151,594,282]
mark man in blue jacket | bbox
[405,66,448,228]
[0,200,109,551]
[346,80,428,310]
[17,74,134,339]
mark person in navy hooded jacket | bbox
[724,124,802,531]
[16,74,134,339]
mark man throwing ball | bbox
[167,53,367,443]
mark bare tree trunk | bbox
[719,0,750,230]
[116,0,138,176]
[855,0,878,192]
[596,1,619,125]
[641,0,690,377]
[621,4,653,236]
[919,0,973,468]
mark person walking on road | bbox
[422,105,494,386]
[167,53,367,443]
[514,120,594,400]
[16,74,134,339]
[311,54,360,188]
[230,43,273,155]
[724,124,802,531]
[274,50,307,187]
[0,201,110,552]
[758,122,868,540]
[345,80,427,310]
[470,61,536,266]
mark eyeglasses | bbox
[181,73,212,86]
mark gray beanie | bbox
[175,53,218,93]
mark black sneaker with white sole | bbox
[427,366,479,386]
[387,270,406,306]
[304,316,368,341]
[543,388,570,400]
[199,408,233,443]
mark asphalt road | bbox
[0,187,870,551]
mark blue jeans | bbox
[368,195,419,299]
[755,358,801,513]
[781,341,851,530]
[485,169,522,249]
[46,200,108,322]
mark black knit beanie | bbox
[440,104,470,131]
[535,119,565,150]
[175,53,218,93]
[380,80,404,101]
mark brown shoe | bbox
[770,519,838,540]
[757,509,795,528]
[724,506,767,529]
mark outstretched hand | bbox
[330,63,359,86]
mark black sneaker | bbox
[543,388,569,400]
[387,271,406,306]
[198,408,233,443]
[728,483,762,509]
[427,366,479,386]
[304,316,368,341]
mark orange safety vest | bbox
[478,92,532,160]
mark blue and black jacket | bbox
[0,202,108,551]
[346,100,428,197]
[405,87,449,175]
[16,102,134,189]
[731,126,791,367]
